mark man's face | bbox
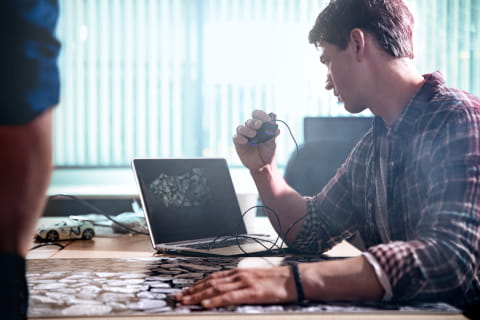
[318,41,367,114]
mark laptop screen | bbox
[132,158,247,244]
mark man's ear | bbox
[350,28,366,61]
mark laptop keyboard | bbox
[184,237,257,250]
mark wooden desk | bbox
[27,217,361,259]
[26,218,466,320]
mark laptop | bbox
[131,158,277,256]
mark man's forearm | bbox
[300,255,384,301]
[250,163,308,244]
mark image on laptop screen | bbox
[133,158,247,244]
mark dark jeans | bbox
[0,254,28,320]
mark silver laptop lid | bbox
[131,158,247,249]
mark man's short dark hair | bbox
[309,0,414,58]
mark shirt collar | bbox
[373,71,445,140]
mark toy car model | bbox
[36,219,95,242]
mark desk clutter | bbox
[34,210,148,243]
[27,257,459,317]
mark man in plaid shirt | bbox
[177,0,479,316]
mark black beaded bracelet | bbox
[290,263,307,304]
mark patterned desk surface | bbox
[27,255,462,319]
[26,222,466,320]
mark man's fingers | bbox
[234,124,258,141]
[177,267,295,309]
[239,124,258,137]
[176,270,237,299]
[232,110,275,145]
[201,288,258,309]
[233,133,248,145]
[179,279,246,305]
[245,118,262,130]
[252,109,270,122]
[177,278,219,298]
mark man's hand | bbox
[233,110,279,173]
[176,256,384,309]
[176,266,296,308]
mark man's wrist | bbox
[290,263,309,304]
[249,163,274,175]
[362,252,393,301]
[249,167,264,174]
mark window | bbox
[53,0,480,169]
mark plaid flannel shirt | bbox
[292,72,480,309]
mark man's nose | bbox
[325,74,334,90]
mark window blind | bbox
[53,0,480,168]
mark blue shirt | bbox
[0,0,60,125]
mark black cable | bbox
[204,204,305,255]
[243,205,283,250]
[237,234,282,250]
[49,194,149,235]
[276,118,299,158]
[45,194,305,255]
[207,233,281,254]
[245,204,308,253]
[282,212,308,248]
[242,204,287,251]
[30,242,65,250]
[204,204,286,254]
[235,234,248,255]
[231,234,278,255]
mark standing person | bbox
[177,0,480,316]
[0,0,61,319]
